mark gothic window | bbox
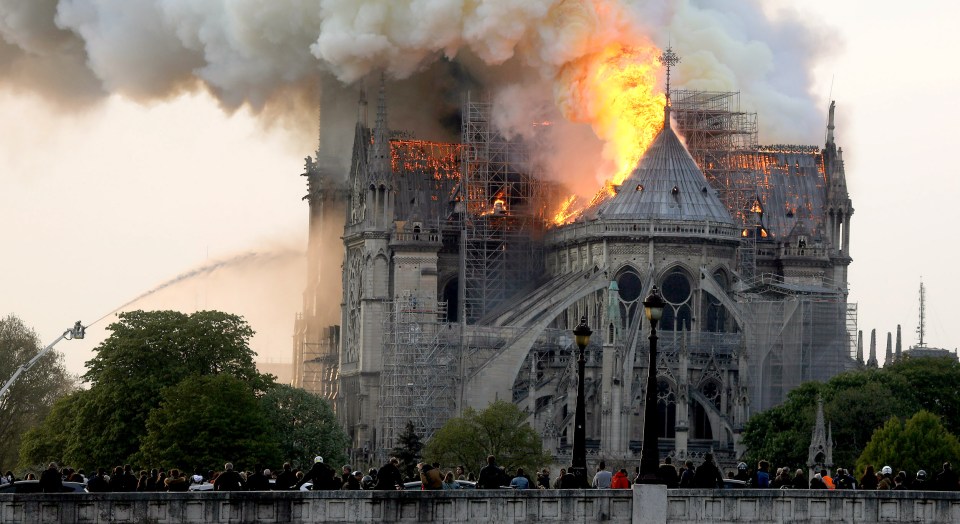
[345,250,363,363]
[660,267,693,332]
[700,381,721,409]
[616,267,642,330]
[656,379,677,438]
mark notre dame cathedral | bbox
[292,69,856,467]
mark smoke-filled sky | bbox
[2,0,958,380]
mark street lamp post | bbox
[638,286,666,483]
[571,316,592,488]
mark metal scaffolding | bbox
[459,93,548,324]
[295,324,340,401]
[737,276,856,412]
[377,294,456,455]
[670,90,760,279]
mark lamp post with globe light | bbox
[637,286,666,483]
[570,316,592,487]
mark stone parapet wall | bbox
[3,487,960,524]
[0,489,633,524]
[664,488,960,523]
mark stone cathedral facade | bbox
[294,78,857,466]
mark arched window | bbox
[660,267,693,332]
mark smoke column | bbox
[1,0,833,162]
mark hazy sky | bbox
[2,1,958,379]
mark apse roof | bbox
[596,123,735,225]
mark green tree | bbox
[259,385,348,469]
[424,400,552,476]
[138,374,281,471]
[20,310,273,469]
[0,315,74,470]
[856,410,960,478]
[741,356,960,471]
[392,421,423,480]
[18,390,89,473]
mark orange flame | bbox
[553,42,667,225]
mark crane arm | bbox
[0,321,85,401]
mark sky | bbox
[2,0,959,381]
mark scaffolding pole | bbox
[377,294,455,457]
[460,93,548,324]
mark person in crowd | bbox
[733,462,750,483]
[860,465,878,490]
[361,468,378,490]
[877,466,895,490]
[39,462,62,493]
[914,470,929,490]
[246,466,270,491]
[693,454,723,489]
[274,463,297,490]
[592,461,612,489]
[752,460,770,488]
[558,467,579,489]
[418,462,443,490]
[553,469,566,489]
[343,470,362,490]
[164,469,189,491]
[87,468,109,492]
[658,457,679,488]
[478,455,507,489]
[135,470,149,491]
[791,468,808,489]
[810,473,826,489]
[537,468,551,489]
[510,468,530,490]
[374,457,404,490]
[442,471,460,490]
[121,464,138,492]
[820,468,835,490]
[297,456,336,490]
[893,471,909,490]
[835,468,856,489]
[935,462,959,491]
[611,468,630,489]
[775,467,793,489]
[214,463,246,491]
[679,460,696,488]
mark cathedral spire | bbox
[826,100,836,146]
[368,73,391,182]
[808,394,834,471]
[885,332,893,366]
[867,329,878,368]
[658,45,680,127]
[856,330,864,365]
[895,325,902,361]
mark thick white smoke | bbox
[1,1,830,134]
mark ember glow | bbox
[553,42,667,224]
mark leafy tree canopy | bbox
[138,374,281,471]
[424,400,552,476]
[20,310,273,469]
[0,314,74,470]
[857,410,960,477]
[259,384,348,469]
[741,356,960,472]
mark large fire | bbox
[554,42,666,224]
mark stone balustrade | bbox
[4,486,960,523]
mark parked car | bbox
[403,480,477,490]
[0,481,87,493]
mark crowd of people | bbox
[729,460,960,491]
[5,455,960,493]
